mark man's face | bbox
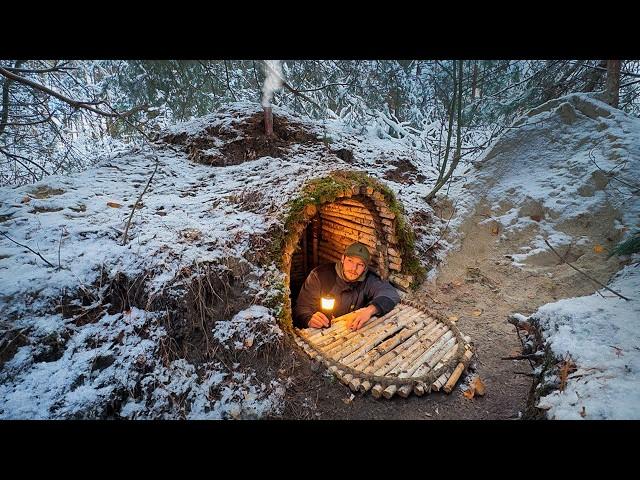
[342,255,367,281]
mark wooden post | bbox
[302,225,308,276]
[312,216,319,268]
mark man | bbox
[294,241,400,330]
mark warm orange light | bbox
[321,297,335,312]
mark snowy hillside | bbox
[468,93,640,419]
[1,94,637,420]
[0,102,450,418]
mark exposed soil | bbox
[160,111,321,167]
[280,199,626,420]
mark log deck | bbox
[295,300,473,399]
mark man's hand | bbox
[348,305,379,331]
[308,311,330,328]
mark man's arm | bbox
[365,275,401,317]
[293,269,321,328]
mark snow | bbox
[472,93,640,260]
[471,92,640,419]
[0,101,453,419]
[1,94,638,419]
[532,261,640,419]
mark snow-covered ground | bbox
[1,95,638,419]
[533,262,640,419]
[0,102,452,418]
[469,93,640,419]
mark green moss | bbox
[269,170,426,323]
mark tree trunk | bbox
[606,60,621,108]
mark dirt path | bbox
[282,201,624,420]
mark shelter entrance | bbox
[289,194,397,307]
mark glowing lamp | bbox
[321,296,335,313]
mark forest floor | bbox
[279,200,624,420]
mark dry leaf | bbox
[21,196,31,204]
[593,244,604,254]
[341,393,355,405]
[244,336,254,348]
[490,223,500,235]
[463,389,475,399]
[558,354,577,392]
[107,201,122,208]
[579,406,586,418]
[471,377,486,396]
[530,215,542,222]
[453,280,463,287]
[471,308,483,317]
[448,315,459,323]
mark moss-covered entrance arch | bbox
[276,171,424,328]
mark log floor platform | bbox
[294,300,474,399]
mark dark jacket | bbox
[293,262,400,328]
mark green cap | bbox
[344,242,371,264]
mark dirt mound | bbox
[383,157,427,184]
[160,111,322,167]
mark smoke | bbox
[261,60,283,107]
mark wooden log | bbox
[348,377,361,392]
[304,204,317,219]
[320,213,377,233]
[304,318,350,343]
[413,382,430,397]
[431,336,471,391]
[321,226,377,249]
[389,274,411,290]
[360,380,372,393]
[320,209,376,227]
[419,342,458,386]
[339,198,368,208]
[409,336,458,380]
[385,324,449,376]
[365,319,440,374]
[371,384,385,399]
[320,308,401,355]
[443,349,474,393]
[317,247,342,263]
[382,384,398,399]
[324,203,373,218]
[377,208,396,220]
[321,220,378,245]
[323,307,415,359]
[347,315,434,368]
[396,331,454,379]
[397,383,414,398]
[338,308,426,365]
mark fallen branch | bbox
[122,160,159,245]
[1,231,58,269]
[543,238,631,301]
[501,353,541,361]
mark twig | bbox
[543,238,631,301]
[0,327,30,357]
[1,231,58,269]
[122,160,159,245]
[512,322,535,370]
[501,353,540,361]
[424,197,459,253]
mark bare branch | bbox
[543,238,631,301]
[0,147,50,175]
[122,160,159,245]
[0,231,58,269]
[0,66,146,118]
